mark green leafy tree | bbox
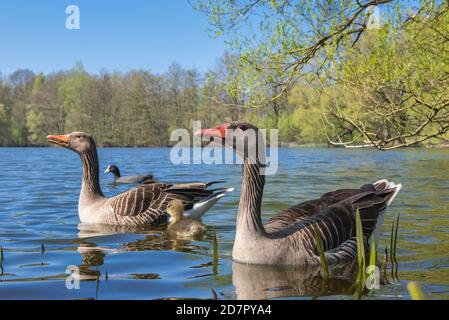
[195,0,449,149]
[323,2,449,149]
[25,103,45,144]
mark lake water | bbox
[0,147,448,300]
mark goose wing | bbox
[106,183,169,220]
[264,182,393,233]
[324,237,359,265]
[264,187,372,233]
[279,186,399,262]
[106,182,221,222]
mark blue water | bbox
[0,147,448,299]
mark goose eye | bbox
[237,124,248,131]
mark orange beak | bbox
[47,134,70,147]
[195,123,229,140]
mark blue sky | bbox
[0,0,227,75]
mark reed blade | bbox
[369,237,376,268]
[393,214,400,280]
[313,227,329,279]
[212,233,219,275]
[211,288,218,300]
[95,268,100,300]
[389,218,396,281]
[0,246,3,275]
[407,282,426,300]
[355,208,366,297]
[356,209,365,268]
[382,246,389,284]
[365,236,378,294]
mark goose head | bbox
[47,132,96,155]
[104,165,120,176]
[166,199,184,223]
[197,121,264,163]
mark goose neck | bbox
[237,160,266,236]
[80,149,103,198]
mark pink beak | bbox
[195,123,229,139]
[47,134,70,147]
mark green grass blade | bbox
[211,288,218,300]
[0,246,3,275]
[313,227,329,278]
[355,208,366,296]
[365,236,378,294]
[393,214,400,280]
[381,246,389,285]
[95,268,100,300]
[407,282,426,300]
[389,218,396,280]
[356,209,365,268]
[369,237,376,268]
[212,233,219,275]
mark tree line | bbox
[0,58,247,147]
[1,1,449,148]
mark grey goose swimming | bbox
[104,164,155,185]
[47,132,233,225]
[198,122,402,266]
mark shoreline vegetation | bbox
[2,142,449,149]
[1,3,448,150]
[1,51,448,150]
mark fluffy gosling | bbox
[166,199,206,238]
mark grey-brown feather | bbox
[104,182,218,225]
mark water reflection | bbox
[77,222,165,238]
[75,223,211,285]
[76,247,105,281]
[232,262,357,299]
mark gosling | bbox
[166,199,206,238]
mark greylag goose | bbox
[166,199,206,238]
[198,122,402,266]
[104,164,155,184]
[47,132,233,225]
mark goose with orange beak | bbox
[47,132,233,225]
[47,134,70,148]
[197,121,401,266]
[196,123,228,143]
